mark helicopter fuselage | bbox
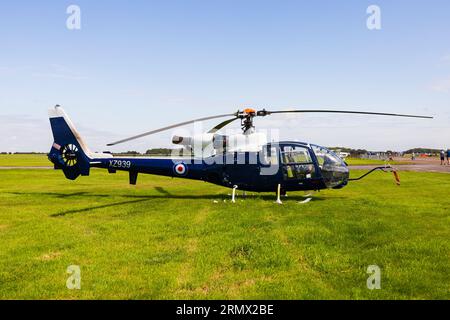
[85,141,350,193]
[48,106,422,194]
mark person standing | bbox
[447,149,450,165]
[440,150,446,165]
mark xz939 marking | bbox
[109,160,131,169]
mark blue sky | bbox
[0,0,449,152]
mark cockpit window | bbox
[311,145,344,168]
[311,144,349,188]
[281,145,316,180]
[281,146,313,164]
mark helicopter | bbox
[47,105,432,201]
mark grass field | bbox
[0,166,449,300]
[0,154,49,167]
[344,158,411,166]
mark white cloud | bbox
[430,77,450,93]
[0,115,51,152]
[0,64,87,81]
[31,64,87,80]
[0,114,119,153]
[30,73,86,81]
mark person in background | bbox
[440,150,446,165]
[387,152,393,162]
[447,149,450,165]
[411,152,416,161]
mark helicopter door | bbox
[280,145,316,181]
[256,145,281,190]
[223,151,259,189]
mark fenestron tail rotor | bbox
[61,144,79,167]
[107,107,433,146]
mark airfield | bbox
[0,154,449,299]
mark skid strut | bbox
[231,185,238,203]
[275,184,283,204]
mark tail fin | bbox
[47,105,111,180]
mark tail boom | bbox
[48,105,112,180]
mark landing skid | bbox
[299,192,315,204]
[299,197,313,204]
[224,186,316,204]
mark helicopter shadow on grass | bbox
[49,187,225,217]
[5,188,208,200]
[6,188,220,217]
[6,191,98,198]
[6,187,335,218]
[254,194,329,202]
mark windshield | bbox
[311,145,348,188]
[311,145,345,168]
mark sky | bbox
[0,0,449,153]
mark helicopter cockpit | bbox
[310,144,349,188]
[278,143,349,189]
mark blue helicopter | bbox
[48,106,431,198]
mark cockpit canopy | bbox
[311,144,346,167]
[310,144,348,188]
[276,142,349,189]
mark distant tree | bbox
[404,148,440,155]
[111,151,142,156]
[351,149,368,157]
[328,147,368,157]
[145,148,175,156]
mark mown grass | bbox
[0,154,49,167]
[344,158,411,166]
[0,168,449,300]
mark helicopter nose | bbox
[321,164,350,189]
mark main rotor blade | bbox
[107,113,236,146]
[260,109,433,119]
[207,117,239,133]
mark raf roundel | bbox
[174,163,187,176]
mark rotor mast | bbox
[239,108,257,134]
